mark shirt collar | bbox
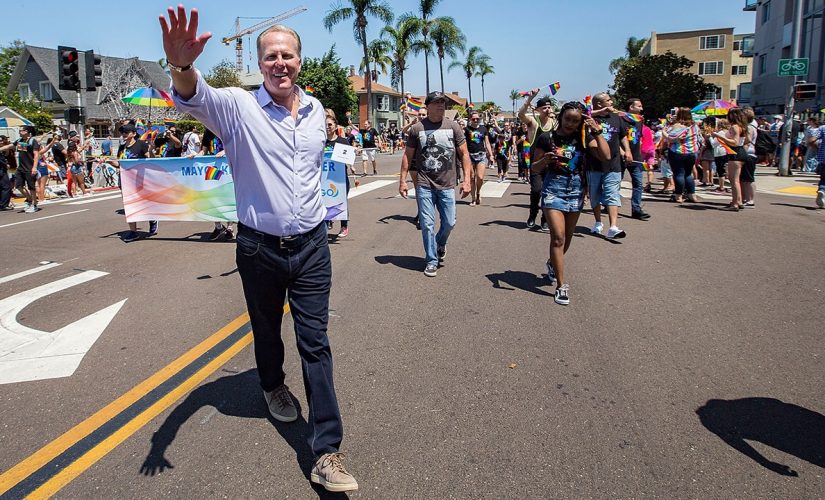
[255,84,314,112]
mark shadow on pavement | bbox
[696,397,825,477]
[377,214,417,226]
[139,369,345,497]
[770,202,819,211]
[479,219,528,230]
[374,254,424,271]
[485,270,552,297]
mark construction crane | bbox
[221,6,308,73]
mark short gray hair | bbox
[256,25,302,60]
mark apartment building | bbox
[639,28,754,103]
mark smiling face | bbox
[559,109,583,135]
[258,31,302,105]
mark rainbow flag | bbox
[405,96,423,112]
[204,165,224,181]
[549,82,561,95]
[305,86,315,96]
[719,140,736,155]
[140,129,158,142]
[619,112,643,125]
[583,95,593,116]
[522,140,531,168]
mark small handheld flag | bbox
[305,86,315,96]
[618,112,644,125]
[548,82,561,95]
[583,95,593,116]
[405,96,423,112]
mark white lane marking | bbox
[0,262,62,286]
[348,180,396,199]
[29,190,121,207]
[0,209,89,229]
[66,194,122,205]
[0,270,127,384]
[480,180,511,198]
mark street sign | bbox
[777,58,809,77]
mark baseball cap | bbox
[119,124,136,134]
[425,91,447,105]
[536,96,553,108]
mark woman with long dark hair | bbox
[714,108,749,211]
[532,101,610,305]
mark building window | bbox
[733,40,741,51]
[18,83,30,99]
[730,89,737,100]
[704,87,721,100]
[377,94,390,112]
[762,1,770,23]
[731,65,748,75]
[759,54,767,74]
[90,124,111,138]
[38,81,53,101]
[698,61,725,75]
[700,35,726,50]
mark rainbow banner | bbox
[119,157,237,222]
[120,156,348,222]
[405,96,423,112]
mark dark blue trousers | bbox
[236,222,343,458]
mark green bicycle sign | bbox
[778,58,809,77]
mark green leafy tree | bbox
[324,0,393,125]
[0,40,56,133]
[430,17,465,93]
[0,40,24,92]
[295,45,358,125]
[475,59,494,103]
[508,89,520,117]
[381,16,419,95]
[204,60,242,88]
[609,36,647,74]
[611,51,717,120]
[448,46,488,105]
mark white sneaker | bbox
[24,205,37,214]
[554,284,570,305]
[817,190,825,209]
[607,226,626,239]
[591,222,604,234]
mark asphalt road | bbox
[1,154,823,499]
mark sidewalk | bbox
[752,165,821,198]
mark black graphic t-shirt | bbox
[14,138,39,172]
[587,113,627,173]
[407,118,466,190]
[360,127,378,148]
[535,129,592,175]
[464,125,488,154]
[117,139,149,160]
[623,116,643,162]
[51,142,67,166]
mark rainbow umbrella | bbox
[0,116,34,127]
[691,99,736,116]
[121,87,175,122]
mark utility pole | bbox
[777,0,804,176]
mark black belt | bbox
[237,222,323,250]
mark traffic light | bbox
[84,50,102,90]
[58,46,80,91]
[794,82,817,100]
[63,108,83,124]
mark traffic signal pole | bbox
[777,0,803,176]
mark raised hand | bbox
[159,5,212,67]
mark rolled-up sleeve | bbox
[171,70,237,142]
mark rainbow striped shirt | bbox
[667,124,703,155]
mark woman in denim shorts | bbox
[531,102,609,305]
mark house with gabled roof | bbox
[347,66,403,130]
[5,45,172,136]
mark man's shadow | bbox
[696,397,825,477]
[140,369,347,498]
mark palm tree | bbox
[448,46,487,105]
[324,0,394,124]
[381,16,418,96]
[475,59,494,104]
[608,36,647,74]
[509,89,521,117]
[359,39,393,83]
[430,17,465,93]
[409,0,443,94]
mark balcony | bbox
[744,0,757,11]
[739,35,755,57]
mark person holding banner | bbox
[325,112,351,238]
[159,6,357,492]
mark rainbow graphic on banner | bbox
[405,96,423,112]
[204,165,224,180]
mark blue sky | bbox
[5,0,756,111]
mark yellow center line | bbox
[0,305,287,496]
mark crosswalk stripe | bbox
[348,180,395,199]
